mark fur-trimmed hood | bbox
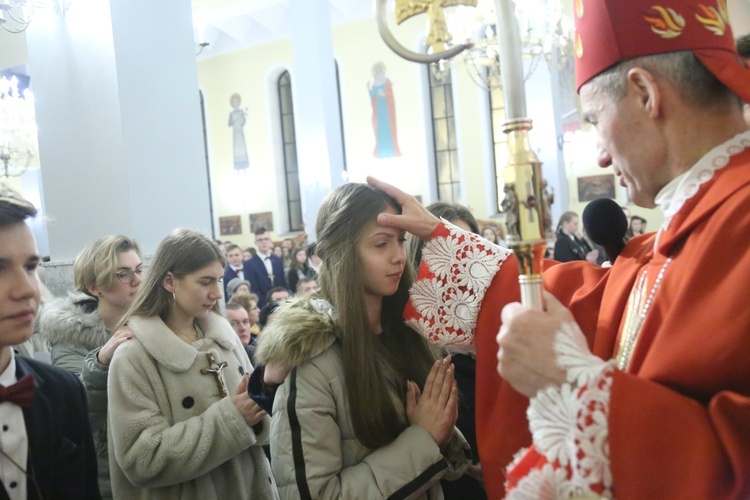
[254,298,339,368]
[39,293,109,351]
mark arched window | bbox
[427,65,460,202]
[277,71,303,232]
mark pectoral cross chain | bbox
[200,352,229,398]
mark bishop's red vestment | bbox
[404,132,750,499]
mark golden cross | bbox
[394,0,477,54]
[200,352,229,398]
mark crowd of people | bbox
[1,2,749,498]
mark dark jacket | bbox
[286,263,312,294]
[554,232,594,262]
[38,293,112,498]
[244,254,288,308]
[0,356,100,499]
[223,265,243,301]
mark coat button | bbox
[182,397,195,409]
[238,366,245,375]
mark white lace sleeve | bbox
[406,220,511,353]
[509,321,617,499]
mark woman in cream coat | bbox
[107,228,278,499]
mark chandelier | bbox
[0,0,35,33]
[440,0,574,89]
[0,0,70,33]
[0,76,39,178]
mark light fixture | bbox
[0,76,38,178]
[0,0,34,33]
[445,0,574,89]
[0,0,70,34]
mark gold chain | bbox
[170,321,203,343]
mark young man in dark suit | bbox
[0,184,100,499]
[222,244,246,300]
[243,227,288,308]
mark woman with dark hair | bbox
[107,228,277,499]
[285,246,311,293]
[407,202,479,270]
[553,211,598,263]
[256,183,469,498]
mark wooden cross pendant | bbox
[200,352,229,398]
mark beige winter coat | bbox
[256,299,471,499]
[107,312,278,499]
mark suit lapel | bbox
[252,256,272,286]
[15,358,47,500]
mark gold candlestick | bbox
[501,118,551,310]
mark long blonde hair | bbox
[117,229,225,330]
[316,183,437,449]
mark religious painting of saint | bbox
[368,62,402,158]
[219,215,242,236]
[249,212,274,233]
[577,174,616,202]
[228,93,249,171]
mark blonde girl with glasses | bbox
[39,234,142,499]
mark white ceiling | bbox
[191,0,375,59]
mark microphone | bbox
[582,198,628,262]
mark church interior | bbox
[1,0,749,283]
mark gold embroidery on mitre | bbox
[575,33,583,58]
[575,0,584,18]
[644,6,686,39]
[695,0,730,36]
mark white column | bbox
[289,0,345,241]
[729,2,750,36]
[25,0,210,260]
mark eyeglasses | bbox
[256,237,272,242]
[229,319,251,328]
[116,268,144,284]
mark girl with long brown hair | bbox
[256,183,469,498]
[107,228,278,499]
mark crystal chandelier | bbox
[0,76,39,178]
[0,0,70,33]
[0,0,34,33]
[443,0,574,89]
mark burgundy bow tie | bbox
[0,375,35,408]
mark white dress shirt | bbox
[230,266,244,281]
[257,252,274,277]
[0,353,28,500]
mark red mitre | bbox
[573,0,750,102]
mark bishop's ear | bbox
[626,67,661,118]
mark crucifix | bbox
[200,352,229,398]
[394,0,478,54]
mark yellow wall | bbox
[563,126,663,232]
[197,15,660,247]
[197,37,295,247]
